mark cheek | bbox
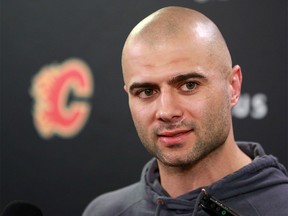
[129,101,151,124]
[182,97,208,117]
[183,94,224,121]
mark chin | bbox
[158,149,210,169]
[159,156,198,169]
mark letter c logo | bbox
[30,59,94,139]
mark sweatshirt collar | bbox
[141,142,288,211]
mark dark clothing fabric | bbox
[83,142,288,216]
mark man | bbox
[83,6,288,216]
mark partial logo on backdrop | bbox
[232,93,268,119]
[30,58,94,139]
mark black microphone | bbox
[200,189,240,216]
[1,200,43,216]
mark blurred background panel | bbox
[0,0,287,215]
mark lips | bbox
[157,129,193,146]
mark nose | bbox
[155,90,183,122]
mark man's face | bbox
[123,38,235,168]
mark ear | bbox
[229,65,242,107]
[124,85,128,93]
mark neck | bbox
[157,141,252,198]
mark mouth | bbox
[157,129,194,146]
[158,129,193,137]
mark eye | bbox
[180,81,198,91]
[137,89,156,98]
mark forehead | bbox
[122,38,216,84]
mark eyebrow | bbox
[129,82,158,94]
[128,72,207,93]
[168,72,207,86]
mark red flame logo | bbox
[30,59,94,139]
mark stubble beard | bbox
[135,104,231,170]
[139,121,230,169]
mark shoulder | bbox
[82,182,145,216]
[245,183,288,215]
[242,169,288,215]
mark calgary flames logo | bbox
[30,59,94,139]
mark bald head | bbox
[122,6,232,77]
[125,7,216,44]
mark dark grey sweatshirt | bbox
[83,142,288,215]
